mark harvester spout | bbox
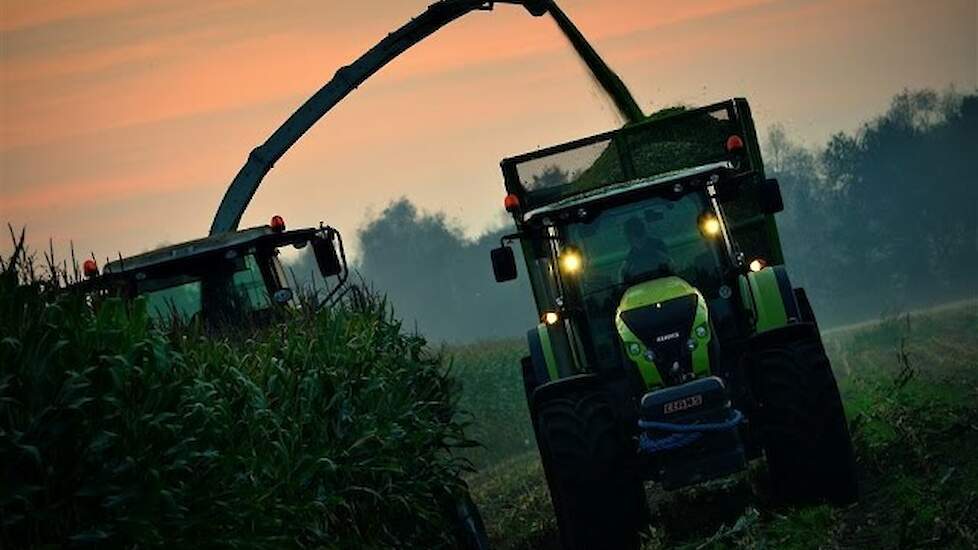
[543,2,645,124]
[208,0,642,236]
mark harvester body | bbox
[77,223,347,327]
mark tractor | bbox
[490,99,858,549]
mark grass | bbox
[453,302,978,549]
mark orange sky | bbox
[1,0,975,262]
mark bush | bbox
[0,247,471,548]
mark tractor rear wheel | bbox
[535,386,647,550]
[749,324,858,506]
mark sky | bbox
[1,0,975,263]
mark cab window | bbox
[136,253,271,325]
[139,275,203,323]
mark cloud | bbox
[0,0,146,32]
[0,0,777,150]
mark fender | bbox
[738,265,801,333]
[526,325,558,384]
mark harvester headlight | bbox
[542,311,560,325]
[698,213,721,237]
[695,324,708,338]
[627,342,642,356]
[644,349,656,362]
[687,338,698,351]
[749,258,766,272]
[559,248,583,274]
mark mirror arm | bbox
[500,230,569,246]
[317,224,351,309]
[500,232,524,246]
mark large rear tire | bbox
[535,386,647,550]
[749,324,858,506]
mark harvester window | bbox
[139,276,203,324]
[135,253,273,326]
[231,255,272,310]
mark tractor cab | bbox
[76,217,348,327]
[492,100,786,389]
[514,162,754,385]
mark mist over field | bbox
[351,88,978,343]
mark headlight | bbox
[699,213,721,237]
[559,248,583,274]
[542,311,560,325]
[749,258,766,272]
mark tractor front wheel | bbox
[749,324,858,506]
[535,385,647,550]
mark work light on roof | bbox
[504,194,520,213]
[83,259,98,278]
[270,215,286,233]
[726,135,745,153]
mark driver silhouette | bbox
[619,217,672,284]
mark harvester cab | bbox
[492,99,857,550]
[77,218,347,327]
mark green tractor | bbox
[490,99,858,549]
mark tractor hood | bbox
[615,276,712,388]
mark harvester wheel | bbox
[535,387,647,550]
[749,324,858,506]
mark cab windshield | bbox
[138,254,271,324]
[562,191,727,369]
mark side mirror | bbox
[311,234,343,277]
[758,178,784,214]
[491,246,517,282]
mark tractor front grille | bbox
[620,293,698,385]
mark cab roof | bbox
[522,161,732,223]
[103,226,317,275]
